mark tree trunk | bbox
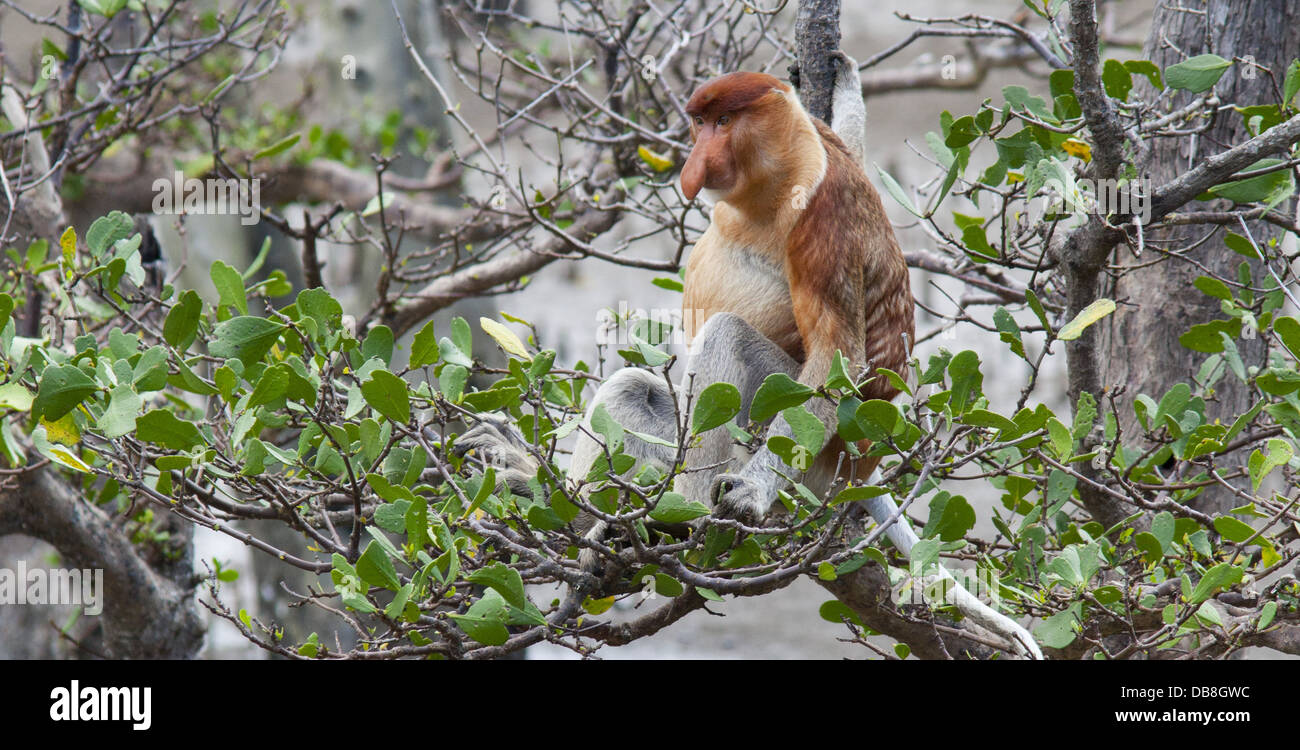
[793,0,842,122]
[1099,0,1300,513]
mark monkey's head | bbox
[681,72,794,202]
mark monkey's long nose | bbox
[680,147,706,201]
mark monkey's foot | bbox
[451,413,540,496]
[710,473,774,525]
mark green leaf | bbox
[1124,60,1163,90]
[782,404,826,455]
[830,485,890,506]
[296,287,343,331]
[1189,562,1243,604]
[438,338,472,368]
[439,364,467,402]
[691,382,741,435]
[0,293,12,334]
[1164,54,1232,93]
[1102,59,1132,101]
[1274,315,1300,354]
[962,409,1018,433]
[210,316,284,366]
[0,382,34,412]
[1284,59,1300,108]
[1195,601,1224,628]
[947,350,983,414]
[253,132,300,161]
[649,492,711,524]
[589,403,625,454]
[210,260,248,315]
[33,365,98,422]
[1135,532,1163,564]
[1213,515,1255,544]
[1260,600,1278,630]
[98,384,141,439]
[818,599,863,627]
[450,317,473,356]
[749,373,815,423]
[361,325,395,366]
[136,409,204,450]
[1072,391,1097,442]
[993,307,1025,359]
[1035,602,1081,649]
[1248,437,1292,491]
[163,290,203,350]
[86,210,134,257]
[409,321,440,368]
[356,541,401,591]
[247,364,289,407]
[1194,275,1233,302]
[1057,298,1116,341]
[467,562,527,609]
[875,163,923,218]
[1208,158,1295,208]
[855,399,901,441]
[450,590,510,645]
[361,370,411,424]
[922,493,976,542]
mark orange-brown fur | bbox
[681,72,915,474]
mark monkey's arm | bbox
[829,51,866,167]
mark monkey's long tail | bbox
[862,469,1044,660]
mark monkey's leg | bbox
[829,50,867,167]
[673,312,800,505]
[577,313,800,567]
[566,367,681,569]
[451,413,542,496]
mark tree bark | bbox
[1099,0,1300,513]
[793,0,842,122]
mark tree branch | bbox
[0,468,204,659]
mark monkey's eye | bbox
[717,114,731,126]
[693,115,704,126]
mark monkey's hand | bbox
[829,50,866,167]
[449,413,540,496]
[711,473,777,525]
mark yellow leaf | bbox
[637,145,674,172]
[1006,171,1025,183]
[42,413,81,446]
[50,447,91,473]
[479,317,531,361]
[60,226,77,279]
[582,596,616,615]
[1057,298,1117,341]
[1061,139,1092,162]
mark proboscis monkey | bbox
[456,54,1042,658]
[677,64,913,524]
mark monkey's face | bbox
[681,71,788,202]
[681,112,738,200]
